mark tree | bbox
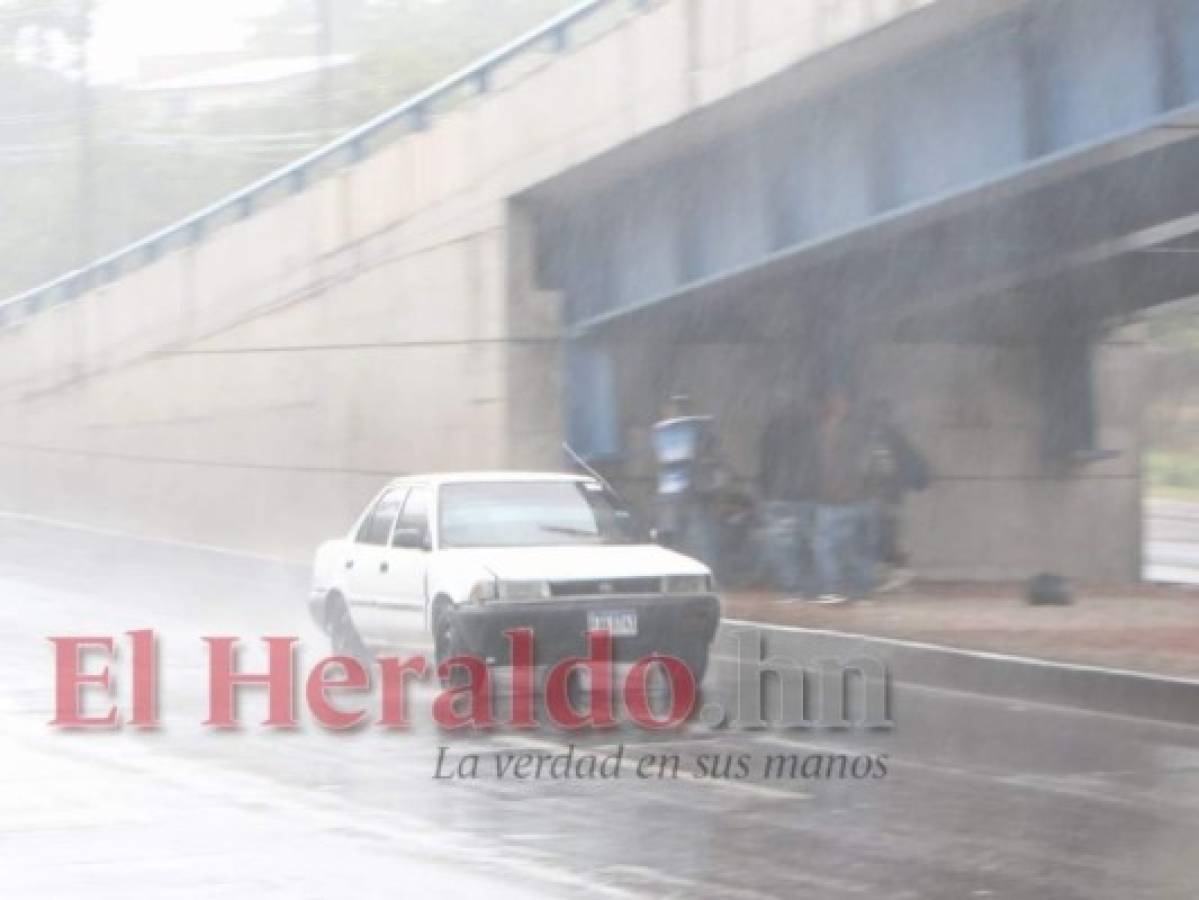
[0,0,581,299]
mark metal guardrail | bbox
[0,0,652,331]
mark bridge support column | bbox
[504,202,565,470]
[875,326,1145,583]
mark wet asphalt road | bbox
[1,514,1198,899]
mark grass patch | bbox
[1146,484,1199,503]
[1146,450,1199,501]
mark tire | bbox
[677,641,710,686]
[432,602,468,685]
[326,593,370,663]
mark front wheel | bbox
[433,604,469,685]
[676,642,710,686]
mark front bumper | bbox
[452,594,721,665]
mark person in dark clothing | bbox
[758,385,926,602]
[758,404,819,595]
[651,394,727,568]
[865,400,930,592]
[760,408,819,504]
[809,385,878,602]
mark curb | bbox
[718,619,1199,727]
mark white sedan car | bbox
[308,472,721,681]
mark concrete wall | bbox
[879,332,1145,582]
[0,0,931,560]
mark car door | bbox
[345,487,407,641]
[376,484,433,646]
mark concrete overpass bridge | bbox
[1,0,1197,579]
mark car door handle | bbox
[345,559,355,570]
[379,561,389,574]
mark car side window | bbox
[356,488,406,546]
[392,486,430,549]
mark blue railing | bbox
[0,0,653,330]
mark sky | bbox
[89,0,286,83]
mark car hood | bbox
[436,544,710,582]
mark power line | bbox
[0,139,74,151]
[0,3,73,23]
[74,0,95,265]
[0,439,401,479]
[111,130,342,145]
[0,98,130,125]
[157,336,561,356]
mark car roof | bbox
[387,471,592,488]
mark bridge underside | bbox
[530,118,1188,579]
[570,104,1199,348]
[516,0,1199,581]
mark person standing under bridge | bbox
[866,398,929,593]
[651,394,728,570]
[759,396,819,596]
[807,382,880,604]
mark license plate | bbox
[587,610,638,637]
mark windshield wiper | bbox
[538,525,600,538]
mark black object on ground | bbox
[1026,572,1074,606]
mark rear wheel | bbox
[326,594,370,663]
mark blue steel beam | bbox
[540,0,1199,333]
[564,98,1199,339]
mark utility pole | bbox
[75,0,95,269]
[316,0,333,141]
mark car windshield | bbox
[438,480,641,548]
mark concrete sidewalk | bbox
[725,582,1199,680]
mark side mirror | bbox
[392,527,429,550]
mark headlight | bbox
[662,574,712,595]
[496,580,551,601]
